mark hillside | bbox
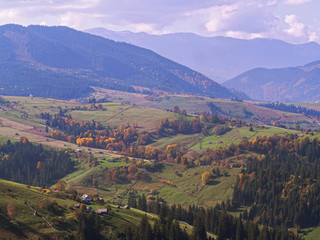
[224,61,320,102]
[86,27,320,82]
[0,24,240,100]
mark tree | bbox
[139,214,153,240]
[20,136,29,144]
[202,171,211,185]
[192,215,207,240]
[55,179,67,192]
[36,161,42,170]
[7,199,17,220]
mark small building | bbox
[97,209,108,214]
[71,203,81,211]
[73,203,80,208]
[124,205,130,209]
[82,194,92,202]
[86,207,94,212]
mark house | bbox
[97,209,108,214]
[82,194,92,202]
[71,203,81,211]
[86,207,94,212]
[73,203,80,208]
[124,205,130,209]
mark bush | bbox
[215,124,231,136]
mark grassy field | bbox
[302,226,320,240]
[154,164,241,207]
[70,103,178,131]
[61,155,241,208]
[0,179,180,239]
[192,126,301,150]
[0,179,78,239]
[150,133,201,149]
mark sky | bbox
[0,0,319,44]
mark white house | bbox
[82,194,92,202]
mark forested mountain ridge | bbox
[0,24,242,100]
[224,60,320,102]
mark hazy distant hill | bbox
[224,61,320,102]
[0,24,240,100]
[86,28,320,82]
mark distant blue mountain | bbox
[224,61,320,102]
[86,28,320,83]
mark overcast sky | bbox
[0,0,319,43]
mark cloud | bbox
[284,0,312,5]
[309,32,319,42]
[204,1,279,35]
[0,0,318,44]
[284,14,307,37]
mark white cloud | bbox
[0,9,18,19]
[309,31,319,42]
[284,14,307,37]
[203,1,279,36]
[225,31,263,39]
[284,0,312,5]
[0,0,318,44]
[205,4,238,32]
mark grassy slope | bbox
[91,89,317,128]
[70,102,178,131]
[61,156,241,208]
[0,179,77,239]
[303,226,320,240]
[0,179,197,239]
[192,126,301,150]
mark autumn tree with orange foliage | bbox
[55,179,67,192]
[7,199,17,220]
[20,136,29,144]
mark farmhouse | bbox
[97,209,108,214]
[81,194,92,202]
[86,206,94,212]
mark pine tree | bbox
[192,215,207,240]
[236,219,244,240]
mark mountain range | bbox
[224,61,320,102]
[86,28,320,83]
[0,24,240,100]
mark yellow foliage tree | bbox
[201,171,211,185]
[7,199,17,220]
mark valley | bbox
[0,20,320,240]
[1,92,320,239]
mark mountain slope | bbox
[86,27,320,82]
[0,24,239,99]
[223,61,320,102]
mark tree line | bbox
[257,102,320,119]
[125,194,300,240]
[0,138,74,187]
[232,134,320,229]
